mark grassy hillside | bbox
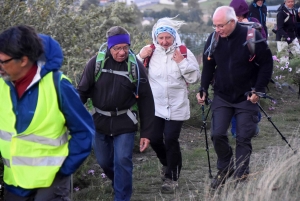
[140,0,252,13]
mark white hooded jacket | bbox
[137,17,200,121]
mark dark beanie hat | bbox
[229,0,249,16]
[106,26,130,49]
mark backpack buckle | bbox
[249,54,256,62]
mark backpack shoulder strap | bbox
[143,44,155,68]
[128,53,140,98]
[178,45,187,58]
[244,26,266,62]
[246,27,256,61]
[282,10,290,23]
[53,70,62,111]
[53,71,71,111]
[204,31,219,60]
[95,51,107,82]
[128,54,138,83]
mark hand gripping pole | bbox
[245,91,296,153]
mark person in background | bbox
[137,17,200,191]
[77,26,155,201]
[230,0,266,39]
[196,6,273,189]
[297,8,300,38]
[276,0,300,61]
[0,25,94,201]
[248,0,268,39]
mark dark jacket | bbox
[77,50,155,139]
[248,0,268,38]
[276,4,300,42]
[229,0,266,39]
[201,23,273,103]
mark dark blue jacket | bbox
[5,34,94,197]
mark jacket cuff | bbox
[136,54,144,62]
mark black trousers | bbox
[4,174,71,201]
[150,116,183,181]
[211,95,260,177]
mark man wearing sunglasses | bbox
[196,6,273,189]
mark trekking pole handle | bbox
[199,90,209,105]
[245,91,275,101]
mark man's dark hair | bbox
[0,25,44,62]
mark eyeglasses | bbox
[212,20,232,30]
[112,45,130,52]
[0,57,15,65]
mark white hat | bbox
[152,16,185,46]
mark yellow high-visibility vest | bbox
[0,72,69,189]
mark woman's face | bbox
[285,0,295,9]
[256,0,263,7]
[156,32,174,50]
[236,16,244,22]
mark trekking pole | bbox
[199,92,213,178]
[245,91,296,154]
[70,174,73,200]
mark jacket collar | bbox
[225,22,242,40]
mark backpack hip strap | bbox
[94,107,138,124]
[101,69,133,82]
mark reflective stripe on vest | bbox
[12,156,65,166]
[0,130,68,146]
[0,72,69,189]
[2,156,65,167]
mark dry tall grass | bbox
[205,123,300,201]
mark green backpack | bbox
[94,51,140,98]
[87,49,141,124]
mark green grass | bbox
[72,84,300,200]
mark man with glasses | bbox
[0,25,94,200]
[77,26,155,201]
[196,6,273,189]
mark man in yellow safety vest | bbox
[0,25,94,201]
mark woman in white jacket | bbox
[137,17,200,191]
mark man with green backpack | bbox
[77,26,155,201]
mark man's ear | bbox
[20,56,32,68]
